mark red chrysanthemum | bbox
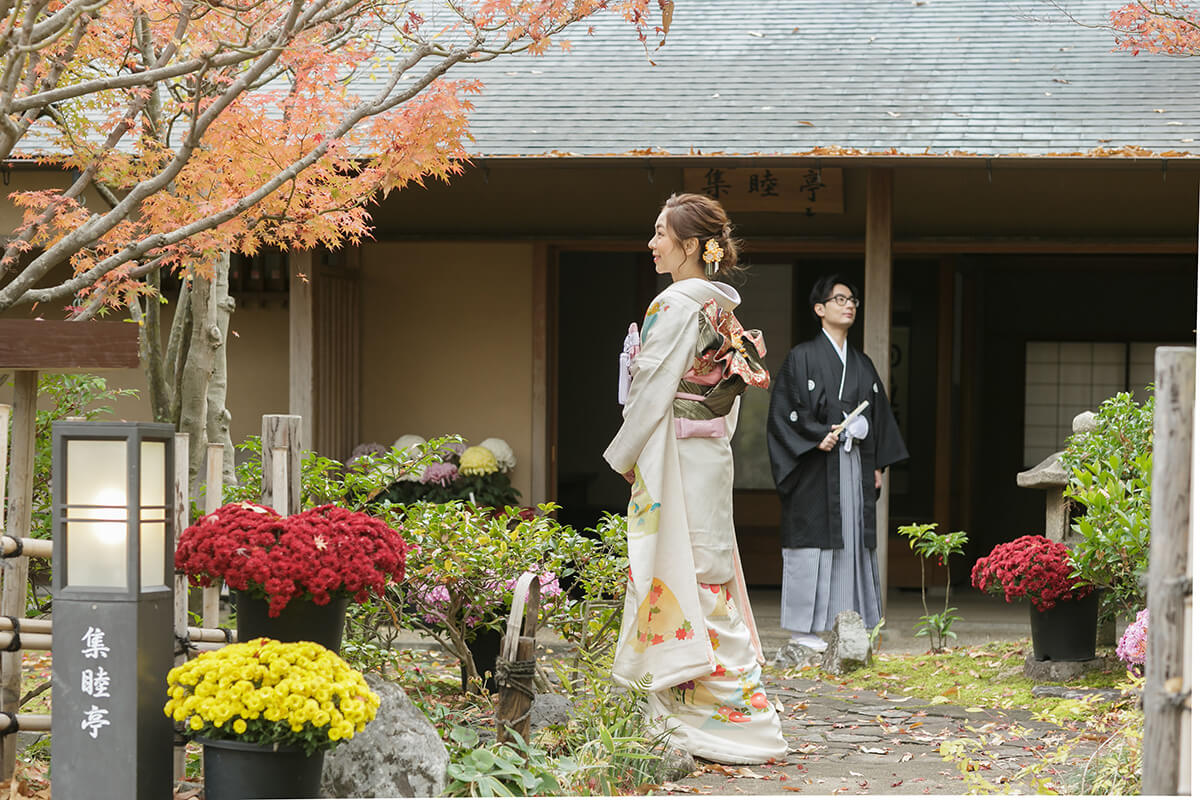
[970,534,1092,611]
[175,502,409,616]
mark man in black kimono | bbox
[766,275,908,652]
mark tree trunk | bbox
[139,267,171,423]
[205,254,236,485]
[178,265,223,503]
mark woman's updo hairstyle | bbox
[660,192,745,281]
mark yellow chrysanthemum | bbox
[162,638,377,752]
[459,446,499,476]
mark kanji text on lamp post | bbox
[50,421,175,800]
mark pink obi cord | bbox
[674,417,726,439]
[674,392,708,402]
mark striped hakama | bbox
[780,441,882,633]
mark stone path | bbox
[661,674,1101,795]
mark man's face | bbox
[815,283,858,329]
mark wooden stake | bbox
[1144,346,1194,795]
[172,432,190,780]
[496,572,541,744]
[0,371,35,780]
[201,442,224,628]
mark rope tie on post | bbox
[493,657,536,726]
[219,627,234,643]
[173,633,191,658]
[3,537,22,558]
[0,712,18,736]
[2,617,20,652]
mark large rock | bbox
[772,640,823,669]
[529,692,571,732]
[820,611,871,675]
[321,674,448,798]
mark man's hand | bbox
[817,426,839,452]
[874,469,882,490]
[623,469,636,484]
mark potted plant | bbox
[971,534,1098,661]
[375,436,521,508]
[175,501,408,650]
[164,637,379,800]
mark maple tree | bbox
[1110,0,1200,54]
[0,0,671,491]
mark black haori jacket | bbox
[766,334,908,550]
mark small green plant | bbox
[542,659,665,794]
[444,725,565,796]
[898,522,968,652]
[1061,391,1154,623]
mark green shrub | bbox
[1060,391,1153,622]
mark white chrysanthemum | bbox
[479,437,516,471]
[392,434,426,456]
[391,434,427,482]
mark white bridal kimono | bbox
[603,278,788,765]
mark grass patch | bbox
[780,639,1129,722]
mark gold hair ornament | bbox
[702,238,724,277]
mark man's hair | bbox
[809,274,860,323]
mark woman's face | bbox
[648,209,690,277]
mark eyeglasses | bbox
[822,294,860,308]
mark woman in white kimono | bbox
[604,193,788,764]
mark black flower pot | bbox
[1029,591,1099,661]
[461,627,503,693]
[199,737,324,800]
[235,590,349,653]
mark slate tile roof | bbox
[441,0,1200,159]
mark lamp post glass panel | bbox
[51,421,174,800]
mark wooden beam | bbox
[0,371,34,780]
[289,250,315,453]
[531,244,550,506]
[0,321,138,370]
[375,236,1196,256]
[864,168,894,606]
[1143,346,1194,795]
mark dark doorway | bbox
[554,251,658,532]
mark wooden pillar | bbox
[172,432,190,780]
[1143,346,1194,795]
[201,442,224,627]
[289,250,316,453]
[864,168,894,605]
[262,415,302,515]
[531,245,551,505]
[933,258,954,531]
[0,371,35,779]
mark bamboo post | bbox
[201,442,224,628]
[0,371,35,780]
[1144,346,1195,795]
[261,415,302,515]
[173,432,190,780]
[496,572,540,744]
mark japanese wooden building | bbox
[5,0,1198,587]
